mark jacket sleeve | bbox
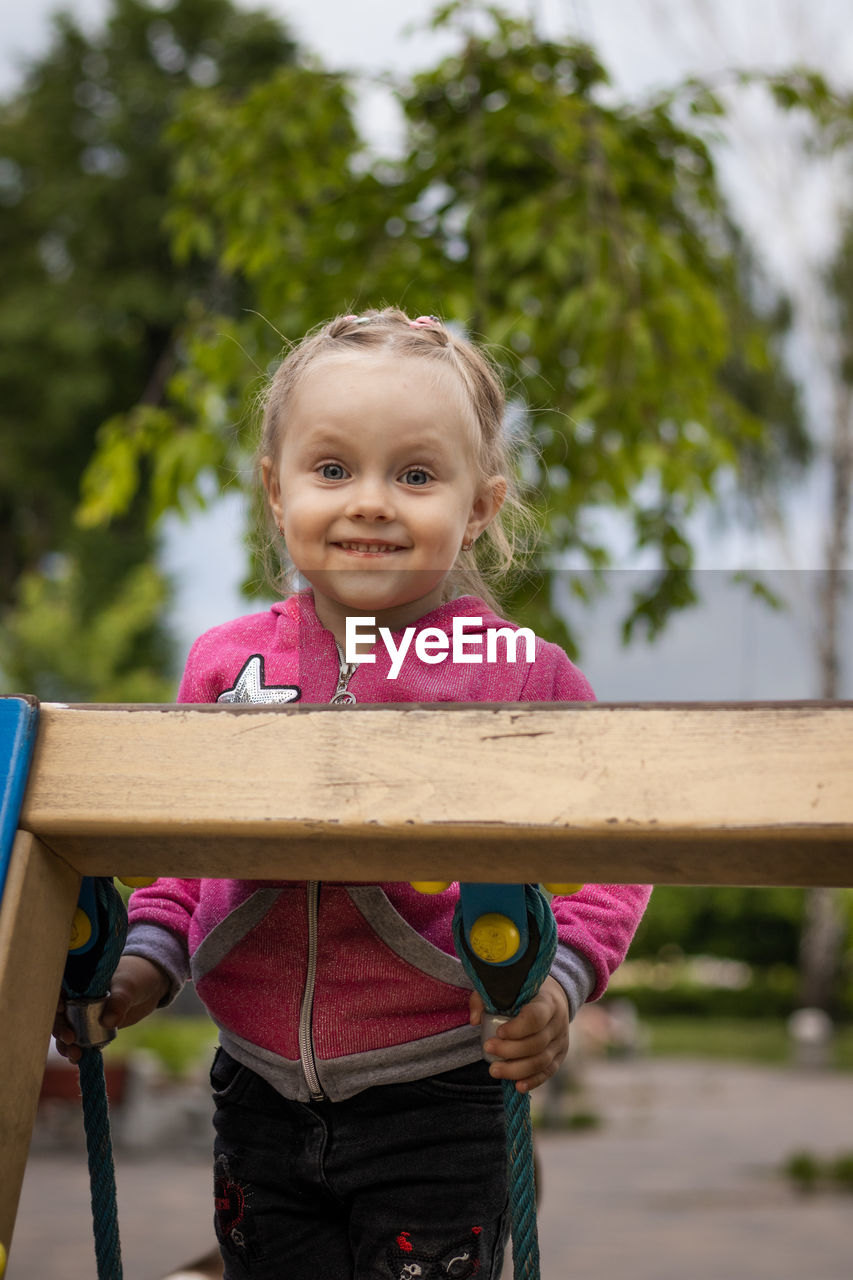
[518,637,596,703]
[519,636,651,1014]
[123,878,201,1003]
[549,884,652,1012]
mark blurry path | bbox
[533,1057,853,1280]
[12,1151,212,1280]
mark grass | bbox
[102,1015,219,1078]
[643,1016,853,1071]
[784,1150,853,1194]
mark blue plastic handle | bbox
[68,877,101,956]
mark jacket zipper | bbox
[298,879,325,1100]
[331,642,358,705]
[298,645,359,1100]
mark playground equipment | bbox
[452,879,562,1276]
[1,696,852,1276]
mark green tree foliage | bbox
[77,3,810,650]
[622,884,853,1020]
[0,558,173,701]
[0,0,297,694]
[630,886,807,968]
[380,8,811,642]
[76,58,368,532]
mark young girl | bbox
[55,308,650,1280]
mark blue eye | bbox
[403,468,430,486]
[320,463,347,480]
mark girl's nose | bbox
[344,477,395,521]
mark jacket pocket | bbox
[210,1046,252,1104]
[413,1059,504,1103]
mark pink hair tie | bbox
[409,315,441,329]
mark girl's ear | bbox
[466,474,507,542]
[261,456,284,528]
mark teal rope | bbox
[63,878,128,1280]
[79,1049,122,1280]
[452,886,557,1280]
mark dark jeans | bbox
[210,1046,509,1279]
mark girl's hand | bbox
[52,955,170,1064]
[469,976,570,1094]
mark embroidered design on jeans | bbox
[387,1227,483,1278]
[214,1154,249,1250]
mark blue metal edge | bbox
[0,695,40,908]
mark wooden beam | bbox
[0,830,80,1258]
[18,702,853,886]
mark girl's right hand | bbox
[52,955,171,1064]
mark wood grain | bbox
[18,702,853,885]
[0,831,80,1257]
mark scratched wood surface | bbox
[17,702,853,885]
[0,831,80,1248]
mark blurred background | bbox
[2,1,852,1277]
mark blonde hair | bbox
[256,306,537,612]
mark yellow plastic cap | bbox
[0,1239,7,1276]
[469,913,521,963]
[410,881,451,894]
[69,908,92,951]
[117,877,157,888]
[542,883,584,896]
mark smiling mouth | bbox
[334,542,406,553]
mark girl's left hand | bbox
[469,975,570,1094]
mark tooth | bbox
[339,542,402,550]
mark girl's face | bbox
[263,352,505,643]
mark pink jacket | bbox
[126,593,651,1101]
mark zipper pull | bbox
[332,643,357,705]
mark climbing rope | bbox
[62,876,128,1280]
[452,884,558,1280]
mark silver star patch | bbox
[216,655,301,705]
